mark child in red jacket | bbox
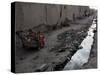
[37,31,45,48]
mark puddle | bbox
[63,19,96,70]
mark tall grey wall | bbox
[15,2,90,31]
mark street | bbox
[15,14,96,73]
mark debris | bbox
[16,30,46,49]
[34,64,48,72]
[57,47,67,52]
[32,56,39,60]
[53,56,69,71]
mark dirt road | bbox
[15,15,95,73]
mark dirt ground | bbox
[15,15,96,73]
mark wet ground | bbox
[63,19,97,70]
[81,32,97,69]
[15,15,96,73]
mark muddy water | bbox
[63,19,96,70]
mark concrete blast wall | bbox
[15,2,90,31]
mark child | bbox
[37,31,45,48]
